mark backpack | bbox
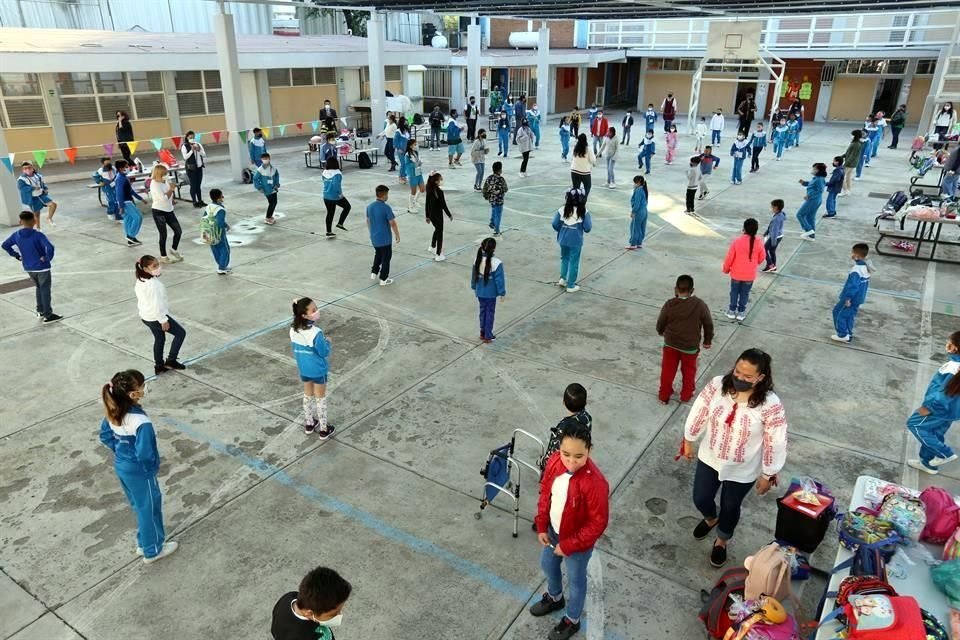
[837,509,901,560]
[699,567,748,639]
[839,594,927,640]
[922,609,950,640]
[412,113,423,125]
[833,575,898,608]
[199,210,221,245]
[944,528,960,560]
[877,492,926,542]
[241,167,253,184]
[744,543,793,603]
[357,151,373,169]
[882,190,908,214]
[920,487,960,544]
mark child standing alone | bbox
[202,189,231,274]
[665,124,678,165]
[482,161,509,237]
[761,199,786,273]
[830,243,871,344]
[627,175,648,249]
[290,296,334,439]
[656,274,713,404]
[906,331,960,476]
[253,152,280,226]
[470,237,506,343]
[721,218,765,322]
[685,156,701,215]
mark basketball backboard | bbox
[705,21,763,60]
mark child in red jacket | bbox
[722,218,766,323]
[529,422,609,640]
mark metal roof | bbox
[283,0,952,20]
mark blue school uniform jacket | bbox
[290,324,331,379]
[446,120,462,144]
[252,165,280,196]
[552,210,593,247]
[99,406,160,476]
[631,186,648,216]
[638,138,656,158]
[248,136,268,166]
[471,257,506,299]
[115,171,143,207]
[17,172,49,208]
[699,154,720,174]
[922,355,960,421]
[826,166,844,194]
[838,259,870,306]
[322,169,343,200]
[730,140,750,160]
[773,125,788,143]
[393,130,409,153]
[2,227,54,272]
[803,175,825,204]
[643,110,657,130]
[751,131,767,149]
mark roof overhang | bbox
[450,48,626,68]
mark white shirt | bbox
[570,148,597,174]
[935,111,955,128]
[182,142,206,168]
[684,376,788,483]
[549,472,573,533]
[149,178,174,212]
[135,277,169,323]
[710,114,725,130]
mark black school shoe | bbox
[549,617,581,640]
[530,593,565,617]
[710,542,728,568]
[165,359,186,370]
[693,519,718,540]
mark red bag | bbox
[920,487,960,544]
[842,594,926,640]
[699,567,747,639]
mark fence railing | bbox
[587,11,959,51]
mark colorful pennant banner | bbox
[103,142,115,155]
[127,141,139,155]
[1,157,12,174]
[238,130,248,144]
[32,149,47,169]
[150,138,163,151]
[212,130,222,144]
[262,127,271,139]
[171,135,182,149]
[63,147,78,164]
[296,122,303,131]
[278,125,287,137]
[311,120,319,132]
[194,133,202,143]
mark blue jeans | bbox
[541,526,593,623]
[489,204,503,233]
[906,412,956,467]
[211,236,230,270]
[711,130,721,144]
[621,127,631,145]
[478,297,497,339]
[27,270,53,317]
[795,200,820,233]
[942,172,959,199]
[825,190,838,216]
[693,460,755,540]
[728,279,753,314]
[629,211,647,246]
[474,162,484,189]
[103,184,119,218]
[764,237,779,267]
[398,145,408,179]
[430,125,441,150]
[115,470,166,558]
[606,157,616,184]
[832,301,860,338]
[731,158,744,183]
[142,316,186,368]
[856,152,866,178]
[774,140,784,158]
[498,129,510,156]
[122,201,142,240]
[559,244,583,287]
[560,133,570,159]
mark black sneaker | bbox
[529,593,565,617]
[548,617,581,640]
[325,232,337,239]
[304,422,316,435]
[165,360,186,370]
[198,201,208,207]
[693,519,717,540]
[42,314,63,324]
[154,364,169,375]
[316,425,336,441]
[336,224,348,231]
[710,542,728,568]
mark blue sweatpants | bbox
[731,158,744,183]
[774,140,785,158]
[122,201,142,240]
[103,185,120,219]
[629,211,647,247]
[478,297,497,339]
[832,301,860,338]
[116,470,166,558]
[825,191,839,216]
[531,123,541,147]
[498,129,510,157]
[211,236,231,270]
[559,244,583,287]
[906,412,955,466]
[795,200,820,234]
[560,133,570,159]
[489,204,504,234]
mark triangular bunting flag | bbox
[194,132,203,143]
[7,152,13,165]
[296,122,303,131]
[262,127,271,139]
[64,147,79,164]
[151,138,163,151]
[278,125,287,137]
[171,135,182,149]
[311,120,319,132]
[1,157,13,174]
[127,141,139,155]
[104,142,115,155]
[238,130,248,144]
[212,130,222,144]
[339,117,348,126]
[32,149,48,169]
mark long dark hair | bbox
[472,237,496,285]
[102,369,145,425]
[743,218,759,257]
[812,162,828,178]
[573,134,589,158]
[406,139,418,160]
[635,175,648,199]
[291,296,313,332]
[135,255,157,282]
[947,331,960,397]
[563,189,586,220]
[426,172,442,195]
[721,348,774,408]
[398,119,409,134]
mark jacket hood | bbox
[322,169,341,179]
[205,203,224,216]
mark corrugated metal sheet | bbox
[0,0,104,29]
[298,8,425,45]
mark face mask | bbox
[187,138,194,144]
[646,133,653,139]
[262,160,270,166]
[811,169,817,175]
[737,136,744,141]
[307,309,321,322]
[148,266,161,277]
[320,614,343,628]
[731,376,754,392]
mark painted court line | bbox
[903,261,937,489]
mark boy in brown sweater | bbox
[656,274,714,404]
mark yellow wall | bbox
[905,77,932,125]
[698,75,738,119]
[180,115,227,137]
[4,127,55,155]
[641,73,692,115]
[67,119,173,158]
[386,80,403,96]
[270,86,339,127]
[828,77,878,121]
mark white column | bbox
[635,58,648,111]
[161,71,182,137]
[213,9,247,182]
[450,67,464,113]
[367,11,386,129]
[0,126,22,226]
[536,26,551,115]
[254,69,272,126]
[467,22,482,110]
[576,66,587,109]
[38,74,69,150]
[754,66,770,122]
[897,59,917,111]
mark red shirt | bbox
[722,234,766,282]
[535,453,610,555]
[590,117,609,138]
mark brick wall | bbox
[489,18,576,49]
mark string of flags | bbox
[2,116,351,173]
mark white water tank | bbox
[508,32,539,49]
[431,34,448,48]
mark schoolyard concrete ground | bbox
[0,114,958,640]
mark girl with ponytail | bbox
[98,369,178,563]
[721,217,765,322]
[470,237,506,343]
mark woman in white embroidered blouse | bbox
[680,348,788,568]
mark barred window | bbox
[385,66,403,82]
[315,68,336,85]
[292,68,314,86]
[268,69,291,87]
[58,71,166,124]
[0,73,48,127]
[175,70,222,115]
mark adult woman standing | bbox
[795,162,826,241]
[680,348,787,568]
[116,111,135,164]
[840,129,864,196]
[551,188,592,293]
[425,173,453,262]
[149,165,182,264]
[378,113,398,171]
[516,118,534,178]
[181,131,207,208]
[569,134,596,199]
[934,102,955,142]
[470,128,489,191]
[888,104,907,149]
[134,255,186,375]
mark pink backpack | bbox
[920,487,960,544]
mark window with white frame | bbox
[0,73,48,128]
[837,59,909,75]
[268,68,340,88]
[174,71,223,116]
[57,72,166,124]
[916,59,937,75]
[385,66,402,82]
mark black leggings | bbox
[571,172,591,199]
[430,216,445,255]
[521,151,530,173]
[265,192,277,219]
[119,142,133,164]
[187,168,203,204]
[323,198,351,233]
[750,146,762,171]
[686,188,697,212]
[152,210,182,256]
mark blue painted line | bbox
[163,417,531,603]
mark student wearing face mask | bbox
[135,255,187,375]
[465,96,479,141]
[679,348,787,568]
[729,132,750,185]
[496,110,511,158]
[289,297,334,438]
[271,566,352,640]
[710,109,725,145]
[253,152,281,226]
[318,99,338,122]
[99,368,179,564]
[795,163,827,240]
[180,131,207,208]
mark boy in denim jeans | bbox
[482,161,509,237]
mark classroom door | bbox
[871,78,902,116]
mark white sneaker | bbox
[800,230,814,237]
[136,546,143,556]
[170,250,183,262]
[426,246,435,253]
[159,255,173,264]
[908,459,939,475]
[931,454,959,467]
[839,192,848,197]
[565,285,580,293]
[143,541,179,564]
[557,278,567,287]
[434,254,446,262]
[607,183,616,189]
[830,334,851,343]
[379,278,394,287]
[370,272,378,280]
[854,176,861,181]
[724,310,736,320]
[735,313,745,322]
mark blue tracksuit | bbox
[471,256,506,339]
[559,124,571,159]
[763,211,786,267]
[637,137,656,174]
[290,324,331,383]
[643,110,657,132]
[629,186,648,247]
[832,259,869,339]
[115,170,144,240]
[322,170,343,201]
[795,175,825,235]
[866,124,882,159]
[99,406,167,559]
[730,140,750,183]
[528,110,542,147]
[252,165,280,196]
[497,116,511,156]
[93,168,120,218]
[906,355,960,467]
[394,130,409,180]
[552,210,593,288]
[205,203,230,270]
[18,172,53,213]
[824,166,844,216]
[248,136,268,166]
[786,120,799,148]
[773,125,788,158]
